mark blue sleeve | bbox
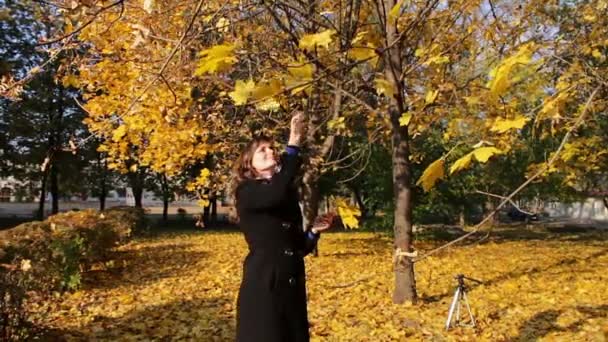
[285,145,300,156]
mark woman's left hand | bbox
[311,212,337,233]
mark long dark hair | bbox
[229,135,279,203]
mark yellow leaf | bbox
[591,49,603,60]
[194,43,237,75]
[464,96,481,106]
[424,54,450,66]
[486,43,535,96]
[490,116,530,133]
[112,125,127,142]
[425,89,439,104]
[299,29,335,52]
[288,63,314,80]
[399,112,412,126]
[255,98,280,111]
[229,79,256,105]
[62,74,79,88]
[129,164,138,172]
[375,78,395,98]
[348,44,378,66]
[389,0,405,21]
[251,79,283,100]
[416,158,444,191]
[449,152,473,174]
[335,197,361,229]
[328,117,346,130]
[472,146,503,163]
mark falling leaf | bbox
[194,43,237,75]
[416,158,445,191]
[335,197,361,229]
[299,29,336,52]
[388,0,406,21]
[425,89,439,104]
[399,112,412,126]
[472,146,503,163]
[375,78,395,98]
[450,152,473,174]
[229,79,256,105]
[491,116,530,133]
[487,43,536,96]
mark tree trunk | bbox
[161,175,169,222]
[350,185,367,220]
[211,193,217,224]
[390,117,417,304]
[127,169,144,208]
[203,189,211,225]
[37,170,49,220]
[98,153,107,211]
[383,0,417,304]
[50,163,59,214]
[133,186,143,208]
[459,205,466,227]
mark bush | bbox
[104,206,148,236]
[177,208,187,220]
[0,208,147,339]
[0,269,37,341]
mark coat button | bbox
[281,222,291,229]
[288,277,296,286]
[284,249,294,256]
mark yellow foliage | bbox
[27,230,608,341]
[229,79,256,105]
[416,158,445,192]
[388,0,406,21]
[327,117,346,131]
[449,147,502,174]
[334,197,361,229]
[449,152,473,174]
[490,116,530,133]
[112,125,127,142]
[299,29,336,52]
[347,44,379,66]
[374,78,395,98]
[194,43,237,75]
[425,89,439,104]
[398,112,412,126]
[472,146,503,163]
[486,43,536,96]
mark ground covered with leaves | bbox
[31,228,608,341]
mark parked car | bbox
[507,206,539,222]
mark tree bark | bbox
[98,153,107,211]
[50,163,59,214]
[350,185,367,220]
[37,169,49,220]
[211,192,217,224]
[128,169,144,208]
[161,175,169,222]
[383,0,417,304]
[390,117,417,304]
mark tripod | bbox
[445,274,482,331]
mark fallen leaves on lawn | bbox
[29,230,608,341]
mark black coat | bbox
[235,152,318,342]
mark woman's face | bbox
[251,141,277,175]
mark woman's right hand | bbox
[288,111,305,146]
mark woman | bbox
[231,112,332,342]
